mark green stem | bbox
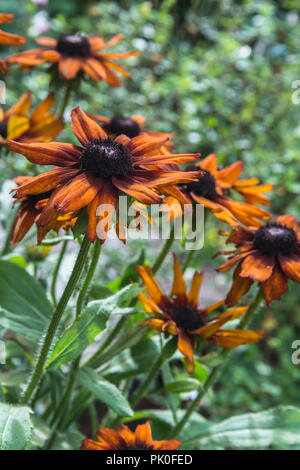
[169,288,264,437]
[21,235,91,405]
[84,228,176,368]
[58,81,72,118]
[130,351,165,407]
[76,241,101,317]
[45,242,101,449]
[151,222,175,274]
[51,240,68,307]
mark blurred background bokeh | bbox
[0,0,300,425]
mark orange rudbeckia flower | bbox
[0,13,25,74]
[0,91,63,144]
[6,33,139,86]
[11,176,76,245]
[165,153,273,227]
[81,422,181,451]
[88,113,174,155]
[217,215,300,306]
[8,107,200,244]
[137,254,264,373]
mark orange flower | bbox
[217,215,300,306]
[0,91,63,144]
[81,422,181,450]
[8,107,200,244]
[165,154,273,227]
[137,254,264,373]
[88,113,174,155]
[0,13,25,74]
[11,176,76,245]
[6,33,139,86]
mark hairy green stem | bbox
[51,240,68,307]
[169,288,264,437]
[21,235,91,405]
[59,82,72,118]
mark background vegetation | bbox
[0,0,300,447]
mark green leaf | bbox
[0,370,28,387]
[0,260,53,340]
[193,361,209,383]
[46,284,141,369]
[163,378,200,394]
[77,368,133,417]
[0,403,32,450]
[184,406,300,449]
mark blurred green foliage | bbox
[0,0,300,426]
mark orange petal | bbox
[7,116,30,140]
[187,271,203,308]
[153,439,181,450]
[261,265,288,305]
[217,161,244,188]
[81,57,108,81]
[53,172,103,213]
[208,329,265,348]
[171,254,187,302]
[136,265,169,308]
[196,153,217,173]
[226,264,254,307]
[7,140,81,166]
[71,106,107,146]
[87,180,117,243]
[135,422,152,448]
[5,91,31,117]
[276,215,298,231]
[177,329,194,372]
[278,253,300,284]
[58,56,81,80]
[239,251,274,282]
[35,36,57,47]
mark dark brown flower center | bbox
[183,166,217,198]
[169,304,205,331]
[56,34,91,57]
[80,138,133,178]
[253,223,298,256]
[0,121,8,139]
[109,116,140,138]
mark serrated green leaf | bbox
[0,403,32,450]
[77,368,133,417]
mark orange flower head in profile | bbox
[8,107,200,244]
[11,176,76,245]
[81,421,181,450]
[0,13,26,74]
[7,32,139,86]
[0,91,63,144]
[165,153,273,227]
[137,254,264,373]
[217,215,300,306]
[88,113,175,155]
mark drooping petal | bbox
[226,263,254,307]
[278,253,300,284]
[7,140,81,166]
[187,271,203,308]
[87,179,117,243]
[58,56,81,80]
[81,57,107,81]
[208,329,265,348]
[177,329,194,373]
[239,251,275,282]
[261,265,288,305]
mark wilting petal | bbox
[226,263,254,307]
[187,271,203,308]
[177,329,194,373]
[261,265,288,305]
[112,174,162,204]
[14,167,80,197]
[11,202,38,245]
[278,253,300,284]
[87,180,117,243]
[71,107,107,145]
[239,251,274,282]
[171,254,187,302]
[7,140,81,166]
[101,64,121,87]
[208,329,265,348]
[217,250,252,273]
[53,172,103,213]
